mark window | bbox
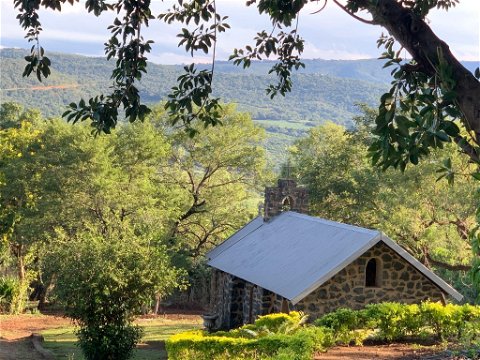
[365,258,378,287]
[281,196,293,211]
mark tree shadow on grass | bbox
[0,337,44,360]
[44,338,169,360]
[136,341,168,360]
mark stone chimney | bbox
[263,179,309,221]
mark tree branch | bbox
[425,252,471,272]
[332,0,377,25]
[454,135,480,164]
[360,0,480,138]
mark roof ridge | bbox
[282,211,379,236]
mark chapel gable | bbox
[264,179,308,221]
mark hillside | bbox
[9,48,473,161]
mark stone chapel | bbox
[205,179,463,330]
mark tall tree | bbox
[289,117,478,299]
[160,104,268,259]
[13,0,478,146]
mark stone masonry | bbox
[209,241,446,329]
[294,241,445,321]
[264,179,308,221]
[209,270,289,330]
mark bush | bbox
[166,313,331,360]
[457,304,480,343]
[50,231,185,360]
[315,302,480,345]
[365,302,423,341]
[314,307,369,345]
[0,276,29,314]
[166,329,327,360]
[253,311,307,334]
[167,303,480,360]
[77,324,142,360]
[0,277,17,313]
[420,302,461,341]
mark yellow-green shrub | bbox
[365,302,423,340]
[253,311,305,333]
[420,302,462,341]
[166,329,325,360]
[166,313,330,360]
[315,302,480,344]
[314,308,369,345]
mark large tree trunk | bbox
[359,0,480,137]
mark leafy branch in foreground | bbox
[62,0,154,134]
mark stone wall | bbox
[209,270,293,329]
[242,283,264,324]
[295,241,445,321]
[264,179,308,221]
[209,270,234,329]
[210,241,447,329]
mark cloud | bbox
[1,0,478,62]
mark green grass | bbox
[41,317,202,360]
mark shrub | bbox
[420,302,461,341]
[457,304,480,342]
[253,311,306,334]
[314,307,369,345]
[314,302,480,345]
[167,303,480,360]
[77,324,142,360]
[0,276,29,314]
[166,314,332,360]
[0,277,17,313]
[365,302,422,341]
[50,231,185,360]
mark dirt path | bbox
[0,337,41,360]
[0,315,71,340]
[315,344,452,360]
[0,315,70,360]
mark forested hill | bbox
[1,48,388,122]
[1,48,476,160]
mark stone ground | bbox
[0,314,470,360]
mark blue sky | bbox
[1,0,478,64]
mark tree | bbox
[0,103,180,311]
[13,1,478,140]
[0,104,88,310]
[48,229,184,360]
[0,102,268,311]
[11,0,479,292]
[289,113,478,300]
[162,104,268,258]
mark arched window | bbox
[281,196,293,211]
[365,258,378,287]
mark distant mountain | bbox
[4,48,474,162]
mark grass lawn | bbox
[41,316,202,360]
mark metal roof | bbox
[206,211,463,304]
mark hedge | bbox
[167,303,480,360]
[166,312,333,360]
[315,302,480,343]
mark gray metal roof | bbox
[206,212,463,304]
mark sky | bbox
[0,0,479,64]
